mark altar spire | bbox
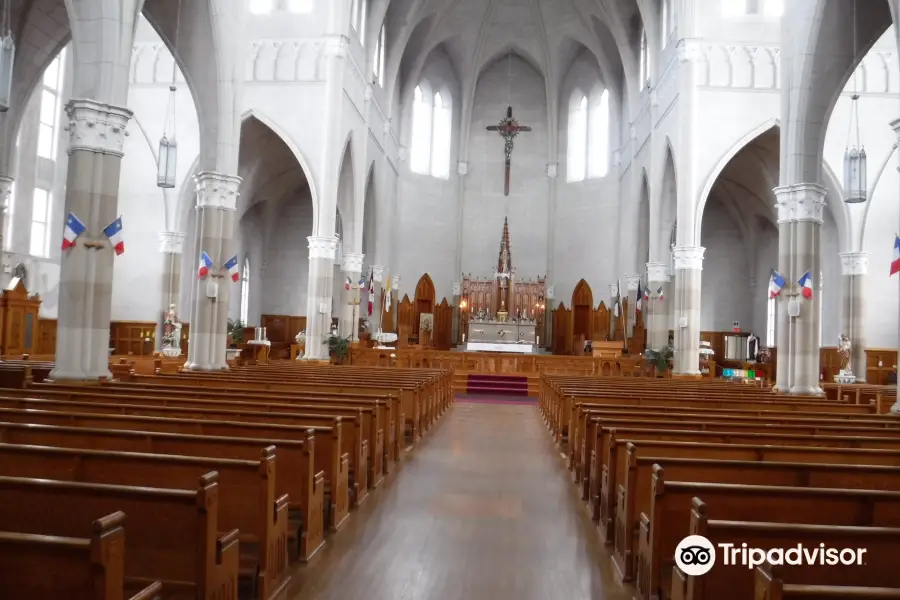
[497,216,512,275]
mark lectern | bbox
[0,277,41,356]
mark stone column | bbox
[304,235,339,359]
[184,173,242,372]
[774,183,826,395]
[608,282,620,339]
[672,246,704,375]
[371,265,385,331]
[646,261,670,350]
[839,251,868,382]
[51,100,133,381]
[625,274,641,338]
[157,231,185,351]
[339,252,364,340]
[0,175,12,289]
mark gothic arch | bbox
[571,279,594,348]
[413,273,436,334]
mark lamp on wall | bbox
[843,0,867,204]
[0,0,15,112]
[157,0,182,188]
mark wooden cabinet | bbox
[0,278,41,356]
[109,321,157,356]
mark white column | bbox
[839,251,868,382]
[0,175,12,289]
[339,252,364,340]
[646,261,670,350]
[371,264,385,330]
[304,235,340,359]
[625,274,641,338]
[608,282,619,339]
[673,246,704,375]
[892,119,900,413]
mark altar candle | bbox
[536,336,540,346]
[462,333,466,343]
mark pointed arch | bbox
[362,162,377,260]
[336,132,356,241]
[413,273,436,335]
[571,279,594,351]
[637,170,651,271]
[654,141,677,261]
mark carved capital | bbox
[646,261,670,282]
[840,251,869,276]
[308,235,339,260]
[890,117,900,141]
[341,252,364,274]
[65,99,133,157]
[625,274,641,291]
[195,172,242,211]
[372,265,385,282]
[773,183,826,225]
[0,175,13,207]
[673,246,705,270]
[158,231,185,254]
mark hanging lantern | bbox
[843,144,867,203]
[157,85,177,188]
[0,32,14,112]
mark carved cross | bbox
[486,106,532,196]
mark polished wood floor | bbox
[287,400,632,600]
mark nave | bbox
[287,400,629,600]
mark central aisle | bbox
[288,400,632,600]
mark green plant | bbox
[645,344,674,373]
[327,334,351,363]
[227,319,245,346]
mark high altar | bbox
[460,218,546,353]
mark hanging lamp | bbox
[843,0,867,203]
[157,0,181,188]
[0,0,15,112]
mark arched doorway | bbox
[414,274,436,334]
[571,279,594,353]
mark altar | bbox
[467,321,536,345]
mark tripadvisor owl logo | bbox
[675,535,716,576]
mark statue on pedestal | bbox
[835,333,856,384]
[161,303,183,357]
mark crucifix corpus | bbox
[487,106,532,196]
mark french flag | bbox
[656,285,664,301]
[62,212,86,251]
[103,216,125,255]
[224,255,239,282]
[798,271,813,299]
[768,270,785,298]
[635,281,643,313]
[891,235,900,276]
[198,251,213,279]
[345,276,351,291]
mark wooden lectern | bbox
[0,278,41,357]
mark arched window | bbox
[639,28,650,88]
[567,95,587,182]
[588,89,609,178]
[240,258,251,324]
[373,24,386,84]
[249,0,274,14]
[409,83,452,179]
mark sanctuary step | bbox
[466,374,530,397]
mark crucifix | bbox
[486,105,532,196]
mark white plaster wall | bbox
[700,200,753,331]
[259,196,314,316]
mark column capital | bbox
[839,251,869,276]
[371,265,385,282]
[65,99,133,157]
[195,172,242,211]
[773,183,827,224]
[341,252,364,273]
[308,235,339,260]
[609,283,619,297]
[646,261,670,282]
[158,231,185,254]
[625,274,641,291]
[673,245,705,270]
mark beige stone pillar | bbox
[625,274,641,338]
[339,252,364,341]
[646,261,670,350]
[304,236,340,359]
[839,251,868,382]
[672,246,704,375]
[608,282,620,339]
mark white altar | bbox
[465,341,534,354]
[467,321,536,344]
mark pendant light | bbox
[157,0,181,188]
[0,0,15,112]
[843,0,867,203]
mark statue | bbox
[838,333,852,374]
[161,303,183,357]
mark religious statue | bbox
[486,107,532,196]
[838,333,852,374]
[161,303,183,357]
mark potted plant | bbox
[227,318,245,348]
[644,344,674,377]
[327,333,351,365]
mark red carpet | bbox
[465,374,529,396]
[456,394,536,405]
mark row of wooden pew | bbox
[0,361,452,599]
[539,374,900,600]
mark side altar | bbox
[460,217,546,353]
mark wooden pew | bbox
[0,511,163,600]
[0,443,288,600]
[0,418,325,562]
[755,563,900,600]
[0,474,240,600]
[668,500,900,600]
[639,477,900,600]
[0,395,352,528]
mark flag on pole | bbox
[768,270,785,298]
[224,255,239,282]
[385,275,392,311]
[198,251,213,279]
[798,271,813,299]
[635,281,643,314]
[345,276,351,290]
[367,269,375,316]
[656,285,664,302]
[102,216,125,255]
[891,235,900,276]
[613,280,621,318]
[62,212,86,251]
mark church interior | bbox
[1,0,900,598]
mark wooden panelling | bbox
[434,298,454,350]
[397,295,415,338]
[36,318,56,355]
[593,302,610,341]
[866,348,897,385]
[380,289,396,333]
[0,279,41,356]
[413,274,436,335]
[571,279,593,348]
[109,321,157,356]
[552,302,571,355]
